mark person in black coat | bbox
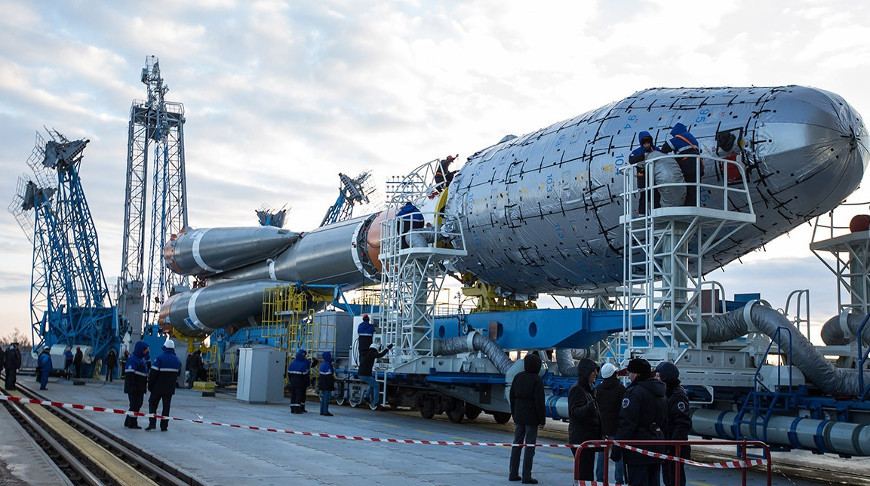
[287,349,311,413]
[508,353,546,484]
[655,362,692,486]
[358,343,392,406]
[105,349,117,382]
[73,347,84,378]
[124,341,149,429]
[4,343,22,390]
[595,362,626,484]
[146,340,182,431]
[612,358,668,486]
[568,358,602,481]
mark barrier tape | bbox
[612,442,766,469]
[574,482,627,486]
[0,394,766,470]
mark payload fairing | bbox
[160,86,869,337]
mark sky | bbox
[1,0,870,343]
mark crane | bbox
[8,130,118,368]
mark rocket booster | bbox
[164,226,300,276]
[160,85,869,337]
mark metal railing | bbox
[572,438,772,486]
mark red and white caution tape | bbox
[613,442,766,469]
[0,394,554,447]
[0,394,766,470]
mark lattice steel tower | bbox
[118,55,189,341]
[8,130,117,357]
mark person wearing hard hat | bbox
[595,362,626,484]
[145,339,182,431]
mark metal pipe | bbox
[691,409,870,456]
[702,302,870,396]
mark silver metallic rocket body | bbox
[161,279,282,337]
[213,214,379,288]
[164,226,300,276]
[161,85,868,336]
[443,86,869,297]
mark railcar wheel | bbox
[464,404,482,420]
[446,401,466,424]
[493,412,511,424]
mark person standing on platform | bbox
[318,351,335,416]
[655,361,692,486]
[105,349,118,382]
[37,347,53,390]
[660,123,703,206]
[508,353,546,484]
[64,346,74,379]
[595,362,626,484]
[568,358,602,481]
[287,349,311,414]
[124,341,149,429]
[629,131,661,214]
[146,339,182,431]
[73,346,83,378]
[0,345,5,377]
[356,314,375,360]
[612,358,668,486]
[4,342,22,390]
[358,342,393,406]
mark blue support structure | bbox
[11,131,119,370]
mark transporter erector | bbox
[161,86,870,456]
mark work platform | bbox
[1,378,858,485]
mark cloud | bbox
[1,0,869,341]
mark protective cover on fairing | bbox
[444,86,869,297]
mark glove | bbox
[387,343,395,350]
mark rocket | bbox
[160,85,869,337]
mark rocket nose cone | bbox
[755,87,869,217]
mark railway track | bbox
[0,381,205,486]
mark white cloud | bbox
[1,0,869,341]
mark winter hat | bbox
[600,362,618,379]
[655,361,680,382]
[626,358,651,375]
[362,314,370,321]
[163,339,175,349]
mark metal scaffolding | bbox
[117,55,189,342]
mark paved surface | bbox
[0,377,850,485]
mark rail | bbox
[572,438,772,486]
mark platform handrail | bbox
[572,438,771,486]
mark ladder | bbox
[620,154,756,358]
[375,160,468,404]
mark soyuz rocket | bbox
[160,86,869,338]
